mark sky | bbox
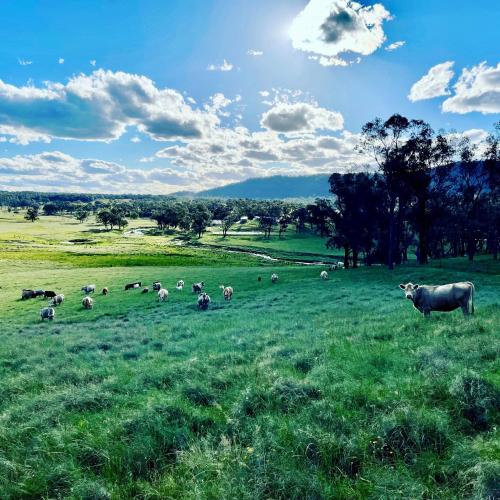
[0,0,499,194]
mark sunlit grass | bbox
[0,210,498,498]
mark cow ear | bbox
[399,284,406,289]
[413,284,419,290]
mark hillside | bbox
[196,174,331,199]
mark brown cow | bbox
[399,282,475,317]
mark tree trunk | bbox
[344,245,350,269]
[387,197,395,270]
[417,197,429,264]
[352,249,359,268]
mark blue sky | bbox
[0,0,498,193]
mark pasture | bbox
[0,213,498,499]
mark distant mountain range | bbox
[190,174,332,199]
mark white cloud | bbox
[130,136,141,143]
[90,60,96,66]
[247,49,264,56]
[261,101,344,134]
[0,69,221,143]
[0,151,198,194]
[259,90,270,97]
[442,62,500,114]
[18,59,32,66]
[289,0,392,66]
[207,59,233,72]
[385,40,405,51]
[408,61,455,102]
[58,58,65,64]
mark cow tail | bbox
[468,282,475,315]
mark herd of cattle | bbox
[21,263,476,322]
[22,272,284,322]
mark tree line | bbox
[5,114,499,267]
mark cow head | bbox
[399,283,419,301]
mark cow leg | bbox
[423,309,431,318]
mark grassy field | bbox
[0,212,498,499]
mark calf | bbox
[81,284,96,294]
[320,270,328,280]
[82,296,94,310]
[40,307,55,321]
[153,281,162,291]
[192,281,204,293]
[197,292,211,310]
[399,282,475,317]
[271,273,279,283]
[102,287,109,295]
[44,290,57,298]
[50,294,64,306]
[176,280,185,291]
[158,288,168,302]
[125,282,141,290]
[142,287,150,294]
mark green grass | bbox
[202,223,339,261]
[0,211,498,498]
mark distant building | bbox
[211,219,222,226]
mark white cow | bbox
[176,280,185,291]
[158,288,169,302]
[82,296,94,309]
[320,271,328,280]
[40,307,55,321]
[220,285,233,301]
[271,273,279,283]
[50,294,65,306]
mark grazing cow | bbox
[399,282,475,317]
[102,287,109,295]
[153,281,162,291]
[271,273,279,283]
[50,294,64,306]
[158,288,168,302]
[34,289,45,298]
[81,284,96,294]
[82,296,94,310]
[142,287,149,293]
[320,271,328,280]
[192,281,204,293]
[21,289,36,300]
[329,264,337,271]
[125,282,141,290]
[197,292,211,310]
[336,262,345,269]
[176,280,185,291]
[44,290,57,298]
[220,285,233,301]
[40,307,55,321]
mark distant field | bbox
[0,212,498,498]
